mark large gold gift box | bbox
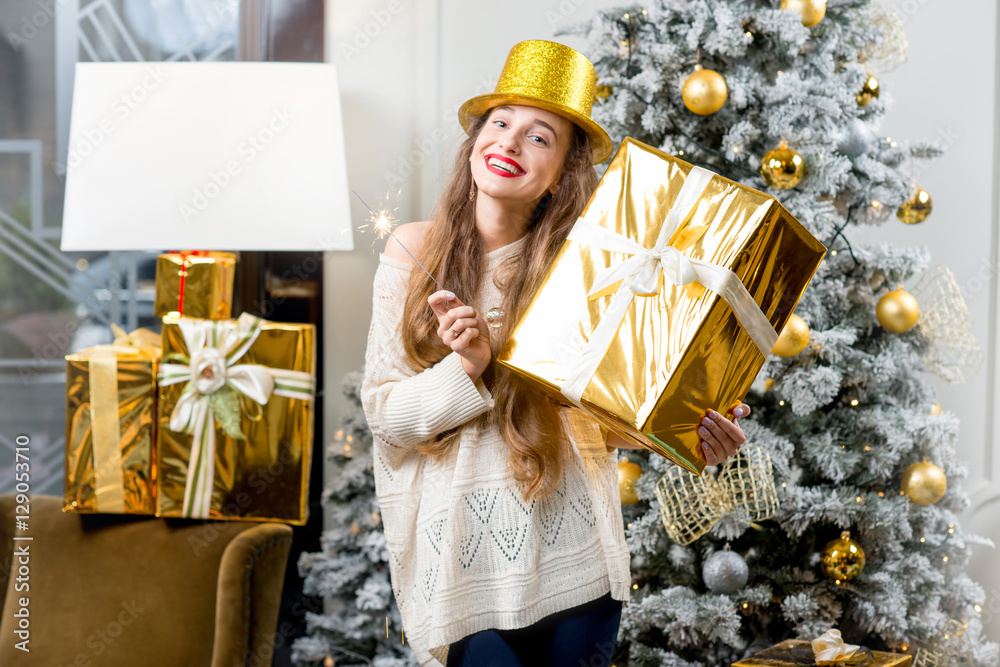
[498,138,826,474]
[732,639,912,666]
[157,314,315,524]
[153,251,236,320]
[64,328,161,515]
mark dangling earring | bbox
[468,182,476,201]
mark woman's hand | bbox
[428,290,492,381]
[699,403,750,466]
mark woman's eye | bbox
[494,120,507,128]
[530,135,548,145]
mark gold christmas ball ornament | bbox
[760,141,806,190]
[618,459,643,505]
[897,187,933,224]
[682,65,728,115]
[772,314,811,357]
[820,531,866,582]
[929,403,942,416]
[856,73,881,106]
[877,289,920,333]
[781,0,827,27]
[902,458,947,505]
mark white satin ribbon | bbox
[561,165,778,407]
[158,313,315,518]
[812,629,861,663]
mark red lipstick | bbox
[484,153,525,177]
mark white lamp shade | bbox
[61,62,353,251]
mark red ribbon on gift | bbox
[170,250,208,317]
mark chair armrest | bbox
[211,523,293,667]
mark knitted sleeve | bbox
[361,256,494,456]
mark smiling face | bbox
[470,104,573,208]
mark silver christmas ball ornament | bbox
[703,544,749,594]
[836,118,875,159]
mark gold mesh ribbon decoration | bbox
[910,265,984,384]
[914,619,971,667]
[654,444,779,545]
[860,4,909,74]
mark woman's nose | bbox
[499,138,520,153]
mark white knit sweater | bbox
[361,236,631,667]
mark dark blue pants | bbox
[447,592,622,667]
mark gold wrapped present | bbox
[64,326,162,515]
[732,639,912,666]
[153,251,236,319]
[498,138,826,474]
[157,314,315,524]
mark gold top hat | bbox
[459,40,613,164]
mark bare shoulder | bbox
[383,220,431,264]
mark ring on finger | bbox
[450,328,460,338]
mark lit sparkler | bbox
[353,190,446,294]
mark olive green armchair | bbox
[0,494,292,666]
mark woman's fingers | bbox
[439,317,478,341]
[700,433,725,465]
[700,409,745,461]
[728,403,751,420]
[457,326,479,350]
[428,290,464,316]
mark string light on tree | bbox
[760,141,805,190]
[897,186,933,224]
[877,288,920,333]
[781,0,827,27]
[682,64,728,115]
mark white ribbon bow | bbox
[812,629,861,664]
[159,313,315,518]
[561,165,779,407]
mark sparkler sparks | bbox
[353,190,448,294]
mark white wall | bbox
[861,0,1000,639]
[324,0,1000,639]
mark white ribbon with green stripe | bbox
[158,313,315,518]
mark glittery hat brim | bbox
[459,94,614,165]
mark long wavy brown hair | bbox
[400,109,598,501]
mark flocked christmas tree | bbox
[292,370,417,667]
[294,1,999,665]
[563,0,999,665]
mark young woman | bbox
[361,41,750,667]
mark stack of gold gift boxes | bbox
[64,251,316,524]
